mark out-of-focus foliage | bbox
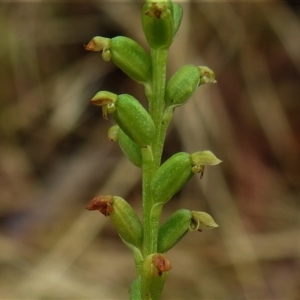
[0,2,300,299]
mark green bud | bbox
[165,65,216,108]
[151,152,193,205]
[85,36,152,84]
[114,94,155,146]
[86,195,143,249]
[141,253,171,300]
[142,1,174,49]
[151,151,222,204]
[107,125,119,142]
[165,64,201,108]
[118,128,142,168]
[157,209,192,253]
[190,211,218,231]
[91,92,155,146]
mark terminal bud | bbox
[142,1,174,49]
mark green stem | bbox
[150,48,168,169]
[142,48,168,258]
[141,146,154,256]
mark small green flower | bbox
[91,92,155,146]
[86,196,143,249]
[85,36,152,84]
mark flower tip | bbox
[190,211,219,231]
[86,196,113,216]
[84,39,98,51]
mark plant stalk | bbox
[142,48,168,258]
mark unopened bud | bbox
[157,209,192,253]
[85,36,152,84]
[91,92,155,146]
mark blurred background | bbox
[1,1,300,299]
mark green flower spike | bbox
[91,91,155,146]
[85,36,152,85]
[86,195,143,249]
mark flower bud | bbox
[165,64,201,108]
[85,36,152,84]
[91,92,155,146]
[142,1,174,49]
[157,209,192,253]
[118,128,142,168]
[151,152,193,205]
[190,211,218,231]
[113,94,155,146]
[86,196,143,249]
[141,253,171,300]
[151,151,222,204]
[165,65,216,108]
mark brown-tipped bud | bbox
[85,195,113,216]
[86,196,143,249]
[141,253,171,299]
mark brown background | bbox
[1,1,300,299]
